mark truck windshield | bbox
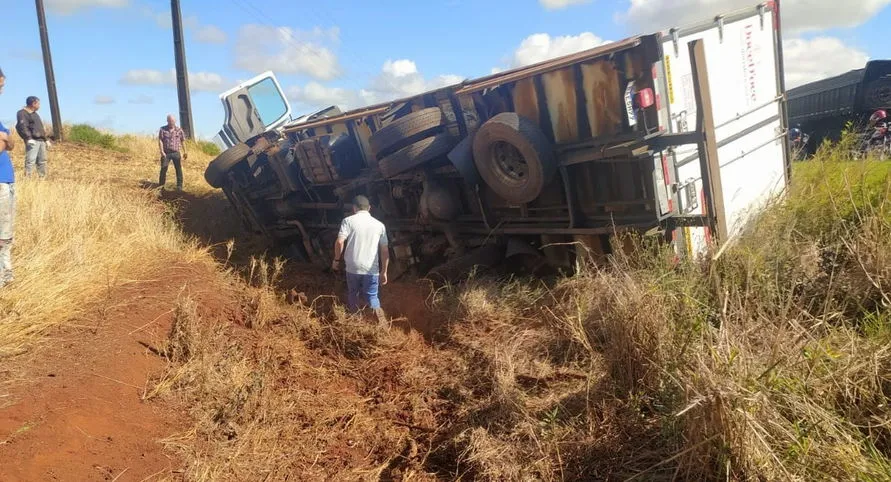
[248,77,288,127]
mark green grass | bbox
[193,140,221,157]
[68,124,120,151]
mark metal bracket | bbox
[775,126,785,144]
[716,16,725,42]
[678,178,699,214]
[649,131,702,150]
[757,3,766,30]
[669,215,711,228]
[670,28,680,57]
[559,166,579,229]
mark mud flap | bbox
[447,134,482,186]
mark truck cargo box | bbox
[204,2,789,273]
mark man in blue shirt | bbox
[0,67,16,287]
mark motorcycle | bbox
[853,126,891,161]
[789,128,810,161]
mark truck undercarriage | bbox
[206,3,790,280]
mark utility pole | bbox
[35,0,63,141]
[171,0,194,139]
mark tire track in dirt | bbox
[0,264,232,481]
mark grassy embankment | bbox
[0,124,219,360]
[149,131,891,479]
[2,123,890,480]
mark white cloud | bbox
[120,69,226,93]
[188,72,226,92]
[121,69,169,86]
[287,59,463,111]
[623,0,891,34]
[140,5,199,30]
[234,25,342,81]
[363,60,463,104]
[287,82,360,110]
[783,37,869,88]
[94,95,116,105]
[539,0,591,9]
[139,6,192,29]
[45,0,128,14]
[195,25,227,44]
[508,32,609,67]
[128,95,154,105]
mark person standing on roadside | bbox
[158,114,188,191]
[331,195,390,323]
[16,96,50,179]
[0,68,17,287]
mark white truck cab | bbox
[214,71,292,150]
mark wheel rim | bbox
[489,141,528,186]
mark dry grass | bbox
[4,123,890,481]
[141,131,891,480]
[144,260,454,481]
[0,129,216,355]
[422,136,891,480]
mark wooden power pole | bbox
[35,0,63,141]
[171,0,194,139]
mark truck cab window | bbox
[248,77,289,128]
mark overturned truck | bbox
[206,2,789,279]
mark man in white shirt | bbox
[332,195,390,321]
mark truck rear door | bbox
[217,71,292,148]
[661,2,788,257]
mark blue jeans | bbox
[25,140,47,179]
[346,272,380,312]
[0,183,14,284]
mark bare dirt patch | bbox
[0,264,230,481]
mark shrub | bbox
[68,124,118,150]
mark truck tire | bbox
[205,143,250,188]
[378,133,455,178]
[472,113,556,205]
[370,107,446,159]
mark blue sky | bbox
[4,0,891,139]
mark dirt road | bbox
[0,264,228,481]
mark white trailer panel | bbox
[660,3,788,256]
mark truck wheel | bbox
[370,107,446,159]
[379,133,455,178]
[205,143,250,188]
[472,113,556,205]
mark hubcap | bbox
[490,141,527,184]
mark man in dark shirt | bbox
[16,96,49,179]
[158,114,188,191]
[0,67,17,287]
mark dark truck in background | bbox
[788,60,891,155]
[205,3,789,280]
